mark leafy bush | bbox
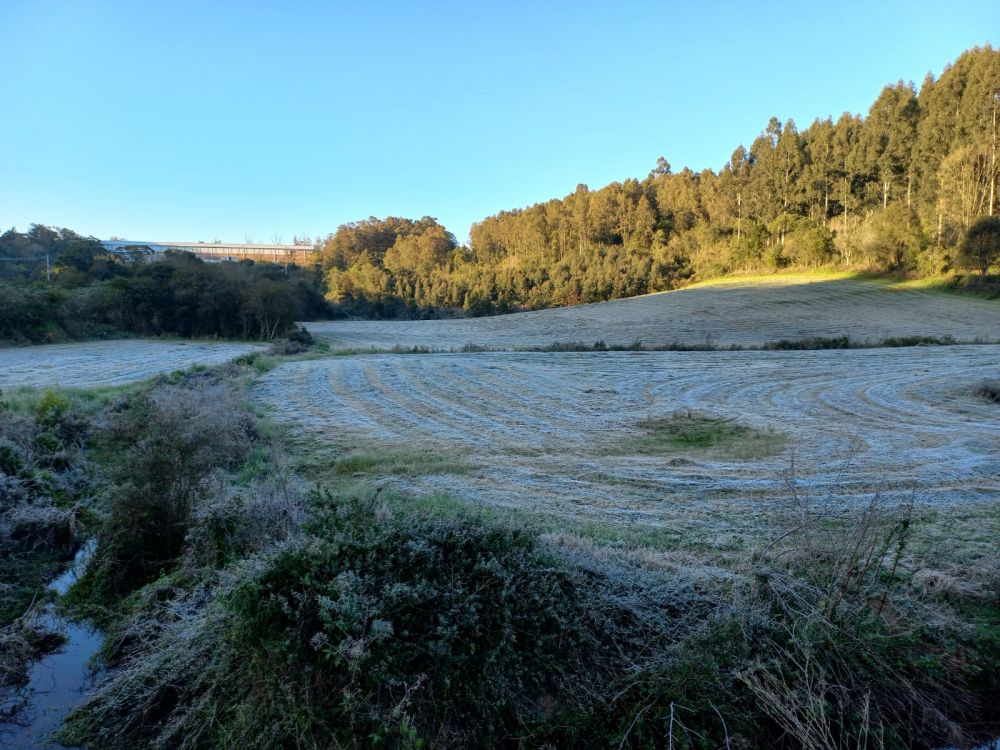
[765,336,852,350]
[62,493,605,748]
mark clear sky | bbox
[1,1,996,244]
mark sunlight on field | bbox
[303,275,1000,351]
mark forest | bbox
[321,46,1000,316]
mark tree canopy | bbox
[319,46,1000,317]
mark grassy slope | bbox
[304,270,1000,352]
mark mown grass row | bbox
[321,333,994,358]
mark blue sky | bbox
[0,1,995,244]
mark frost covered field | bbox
[0,340,265,389]
[256,345,1000,545]
[304,275,1000,350]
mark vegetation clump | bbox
[60,481,1000,749]
[0,227,329,344]
[973,379,1000,403]
[633,411,786,459]
[958,215,1000,276]
[72,374,259,606]
[0,387,94,710]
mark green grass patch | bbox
[628,411,785,460]
[331,448,474,478]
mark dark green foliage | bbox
[879,334,955,347]
[764,335,958,349]
[765,335,852,350]
[973,379,1000,403]
[224,492,595,746]
[958,215,1000,275]
[0,230,330,343]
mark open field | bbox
[304,275,1000,350]
[0,340,265,389]
[255,345,1000,548]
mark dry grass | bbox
[254,346,1000,544]
[0,340,265,390]
[302,275,1000,350]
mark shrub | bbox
[223,492,595,746]
[62,485,1000,750]
[765,336,852,350]
[79,379,257,602]
[62,493,608,748]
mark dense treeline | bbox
[0,226,329,343]
[321,46,1000,315]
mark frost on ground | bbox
[0,340,265,389]
[304,276,1000,350]
[255,346,1000,546]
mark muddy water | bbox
[0,542,100,749]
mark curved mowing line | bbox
[256,346,1000,529]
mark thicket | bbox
[74,375,260,605]
[321,47,1000,316]
[0,226,329,343]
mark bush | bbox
[62,484,1000,750]
[62,493,608,748]
[224,492,594,746]
[79,379,257,602]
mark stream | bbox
[0,542,101,750]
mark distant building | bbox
[99,239,316,266]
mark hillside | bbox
[319,47,1000,316]
[304,274,1000,349]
